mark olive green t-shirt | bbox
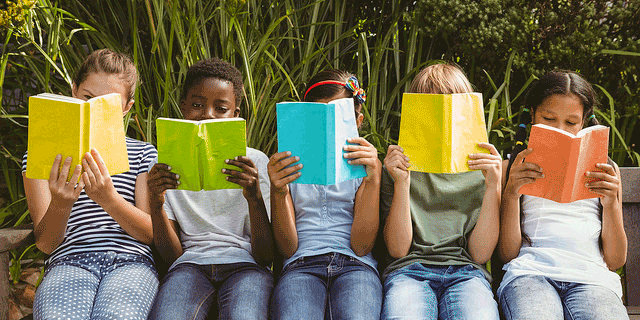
[380,169,490,280]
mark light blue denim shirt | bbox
[284,178,378,271]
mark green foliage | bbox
[0,0,637,236]
[413,0,640,164]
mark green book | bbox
[156,117,246,191]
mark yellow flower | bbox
[0,0,36,30]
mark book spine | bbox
[327,104,334,185]
[444,95,452,171]
[81,102,91,165]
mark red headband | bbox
[303,81,346,101]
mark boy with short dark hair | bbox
[147,57,273,320]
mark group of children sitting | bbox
[21,49,628,320]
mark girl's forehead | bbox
[537,94,583,117]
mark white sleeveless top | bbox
[498,195,622,298]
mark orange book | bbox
[519,124,609,203]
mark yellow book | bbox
[398,93,488,173]
[26,93,129,180]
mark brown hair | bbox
[409,63,473,94]
[73,49,138,101]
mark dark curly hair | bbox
[181,57,244,107]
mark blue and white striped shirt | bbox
[22,137,157,265]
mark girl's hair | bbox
[303,69,364,108]
[409,63,473,94]
[181,57,244,107]
[73,49,138,102]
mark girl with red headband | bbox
[268,70,382,319]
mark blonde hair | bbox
[409,63,473,94]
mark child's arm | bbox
[268,151,302,258]
[147,163,183,264]
[224,156,274,266]
[382,145,412,258]
[499,148,544,262]
[343,137,381,256]
[24,155,85,254]
[586,162,627,270]
[466,143,502,264]
[81,149,153,244]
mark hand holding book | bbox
[81,149,120,207]
[47,154,85,208]
[223,156,263,201]
[267,151,302,195]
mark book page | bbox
[450,93,488,172]
[571,126,609,201]
[332,98,367,184]
[200,119,246,190]
[88,94,129,176]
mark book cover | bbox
[398,93,488,173]
[26,93,129,180]
[276,98,367,185]
[156,117,246,191]
[520,124,609,203]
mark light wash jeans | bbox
[148,262,273,320]
[271,252,382,320]
[499,275,629,320]
[381,262,499,320]
[33,251,158,320]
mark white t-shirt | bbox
[153,147,270,270]
[498,195,622,298]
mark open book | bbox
[398,93,488,173]
[520,124,610,203]
[276,98,367,185]
[26,93,129,180]
[156,117,246,191]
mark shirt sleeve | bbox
[139,143,158,175]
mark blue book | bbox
[276,98,367,185]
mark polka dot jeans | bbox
[33,251,159,320]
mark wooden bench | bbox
[622,167,640,319]
[0,167,639,319]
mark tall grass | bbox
[0,0,638,229]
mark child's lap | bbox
[382,263,497,320]
[499,275,628,320]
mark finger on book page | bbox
[90,149,110,175]
[477,142,500,156]
[269,151,292,165]
[49,154,64,181]
[513,148,534,164]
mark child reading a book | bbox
[146,57,274,320]
[498,70,628,319]
[22,49,158,319]
[269,70,382,319]
[380,63,502,320]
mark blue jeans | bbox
[271,252,382,320]
[499,275,629,320]
[148,262,273,320]
[381,262,499,320]
[33,252,158,320]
